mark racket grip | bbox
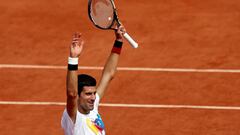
[123,33,138,48]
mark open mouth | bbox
[88,102,94,107]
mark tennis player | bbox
[61,25,125,135]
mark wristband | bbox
[68,57,78,65]
[111,40,123,54]
[68,64,78,70]
[68,57,78,70]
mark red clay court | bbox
[0,0,240,134]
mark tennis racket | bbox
[88,0,138,48]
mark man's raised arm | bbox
[97,26,126,99]
[66,33,83,123]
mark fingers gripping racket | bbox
[88,0,138,48]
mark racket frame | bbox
[88,0,121,30]
[88,0,138,48]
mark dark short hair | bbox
[78,74,96,95]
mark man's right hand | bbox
[70,32,84,58]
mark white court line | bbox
[0,101,240,110]
[1,64,240,73]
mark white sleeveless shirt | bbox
[61,94,105,135]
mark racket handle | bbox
[123,33,138,48]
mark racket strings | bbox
[90,0,115,29]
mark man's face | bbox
[78,86,97,114]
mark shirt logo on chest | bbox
[86,114,105,135]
